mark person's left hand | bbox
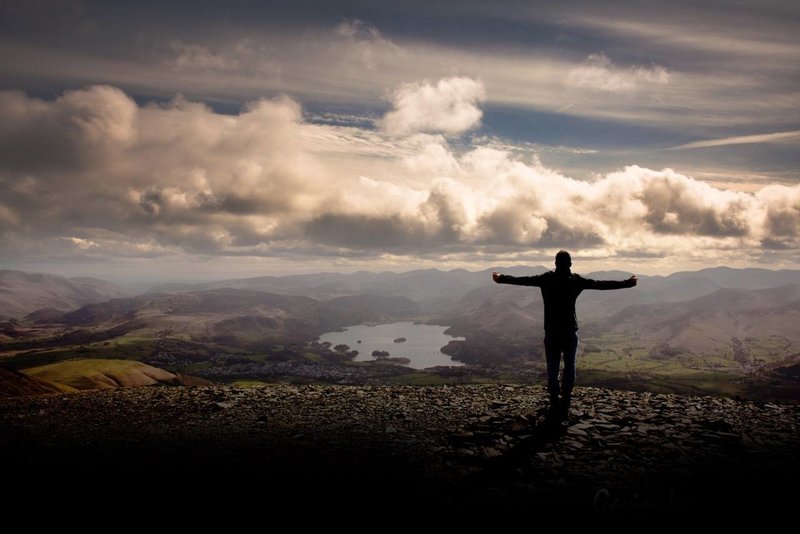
[629,275,638,286]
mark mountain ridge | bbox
[2,266,800,398]
[0,270,128,318]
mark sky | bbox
[0,0,798,283]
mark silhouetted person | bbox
[492,250,637,419]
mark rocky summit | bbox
[2,385,798,521]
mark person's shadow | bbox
[505,405,567,460]
[463,403,568,489]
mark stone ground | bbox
[2,385,798,522]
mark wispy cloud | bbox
[555,102,577,113]
[0,13,794,134]
[668,130,800,150]
[565,53,670,93]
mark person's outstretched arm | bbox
[492,271,547,286]
[580,274,638,290]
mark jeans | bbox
[544,330,579,398]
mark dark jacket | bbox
[495,270,635,332]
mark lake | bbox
[318,321,465,369]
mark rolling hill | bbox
[21,359,210,391]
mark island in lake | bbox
[393,337,407,343]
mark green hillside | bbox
[22,359,180,391]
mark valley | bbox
[1,266,799,399]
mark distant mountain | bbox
[146,266,800,317]
[432,268,800,368]
[596,284,800,357]
[147,266,549,313]
[0,270,127,318]
[137,266,800,356]
[578,267,800,320]
[443,284,542,336]
[448,278,800,356]
[10,266,800,341]
[667,267,800,290]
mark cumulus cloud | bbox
[380,77,486,136]
[0,83,798,270]
[0,86,327,256]
[756,185,800,248]
[566,53,670,92]
[0,85,136,170]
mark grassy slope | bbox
[22,359,176,391]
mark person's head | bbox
[555,250,572,270]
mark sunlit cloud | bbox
[0,1,798,276]
[565,53,670,93]
[0,83,797,273]
[380,76,486,136]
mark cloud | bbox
[0,86,326,255]
[0,85,136,170]
[169,41,238,71]
[626,168,754,237]
[0,84,798,271]
[401,134,460,175]
[668,130,800,150]
[565,53,670,92]
[335,18,400,70]
[756,185,800,248]
[166,38,282,76]
[65,237,98,250]
[380,77,486,136]
[0,11,792,135]
[568,9,800,60]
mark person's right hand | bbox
[629,275,638,286]
[492,271,501,283]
